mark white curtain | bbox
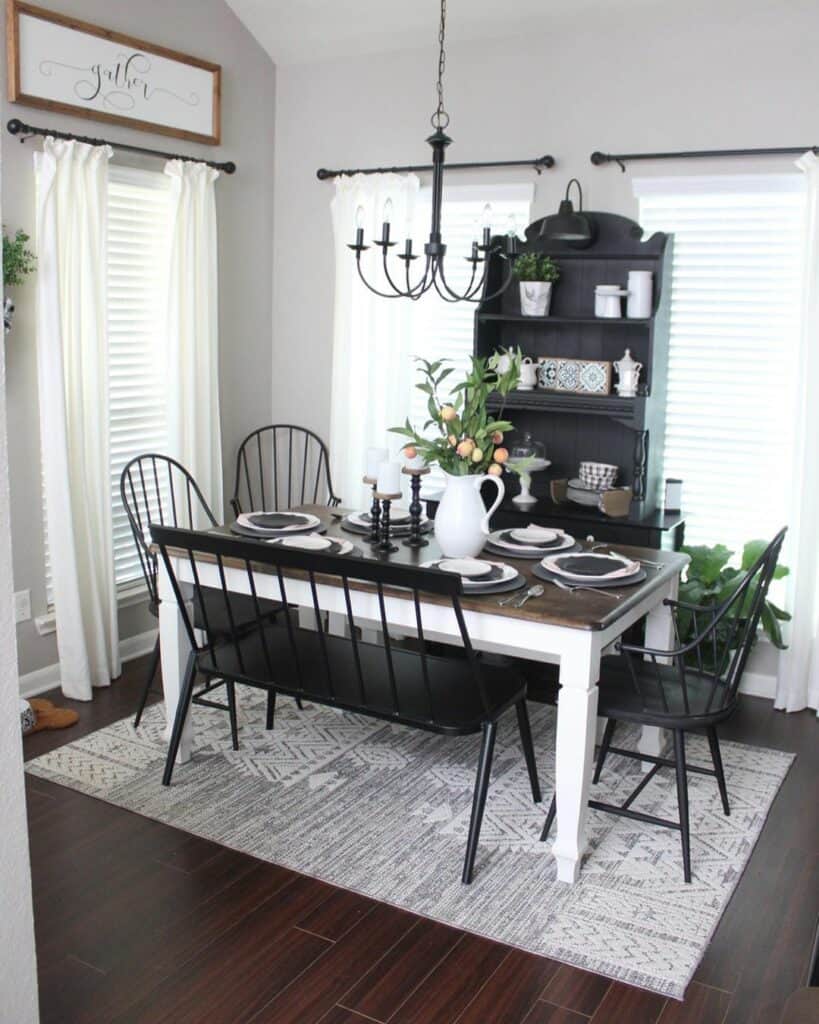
[164,160,223,520]
[775,151,819,715]
[329,173,420,507]
[35,138,120,700]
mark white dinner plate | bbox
[487,529,575,554]
[422,559,516,587]
[237,511,321,533]
[542,551,639,582]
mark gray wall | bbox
[271,0,819,446]
[3,0,276,677]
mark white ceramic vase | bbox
[519,281,552,317]
[434,471,505,558]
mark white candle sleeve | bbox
[377,461,402,494]
[365,447,389,479]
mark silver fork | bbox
[589,542,664,568]
[546,577,622,600]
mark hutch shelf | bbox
[476,210,684,550]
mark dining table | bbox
[156,503,689,885]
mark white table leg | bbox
[552,636,600,884]
[158,556,194,764]
[638,576,680,762]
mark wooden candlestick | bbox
[363,476,381,546]
[374,491,402,554]
[402,467,430,548]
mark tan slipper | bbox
[28,704,79,733]
[29,698,56,713]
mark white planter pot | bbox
[519,281,552,317]
[434,471,505,558]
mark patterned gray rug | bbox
[26,693,793,999]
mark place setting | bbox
[230,510,325,539]
[420,557,527,597]
[532,549,646,598]
[484,523,579,559]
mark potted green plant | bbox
[514,252,560,316]
[390,352,524,557]
[677,540,790,664]
[3,227,36,334]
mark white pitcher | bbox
[434,472,505,558]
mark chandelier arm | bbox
[432,276,467,303]
[436,254,483,302]
[478,254,517,303]
[379,248,413,297]
[356,257,411,299]
[405,255,435,298]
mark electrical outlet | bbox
[13,589,31,623]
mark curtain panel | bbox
[35,138,120,700]
[329,173,420,508]
[164,160,224,520]
[775,151,819,716]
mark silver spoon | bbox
[513,584,545,608]
[498,584,540,607]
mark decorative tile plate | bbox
[537,357,612,395]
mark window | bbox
[44,166,171,602]
[636,175,806,550]
[408,184,532,490]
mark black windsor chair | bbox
[120,454,279,741]
[152,524,542,884]
[540,528,787,882]
[230,425,340,517]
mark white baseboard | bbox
[739,670,776,700]
[18,627,158,699]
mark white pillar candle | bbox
[377,460,401,495]
[403,451,426,470]
[365,447,388,480]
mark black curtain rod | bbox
[6,118,237,174]
[591,145,817,172]
[316,154,554,180]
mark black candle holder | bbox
[363,476,381,546]
[375,491,401,554]
[402,466,430,548]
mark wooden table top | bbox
[186,504,689,634]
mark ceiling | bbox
[225,0,656,66]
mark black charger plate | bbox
[230,523,326,540]
[532,563,646,590]
[483,540,581,561]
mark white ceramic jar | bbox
[594,285,627,318]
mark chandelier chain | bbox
[431,0,450,130]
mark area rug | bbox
[26,694,794,999]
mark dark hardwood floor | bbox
[23,654,819,1023]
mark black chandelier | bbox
[348,0,519,303]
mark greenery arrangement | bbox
[390,352,522,476]
[3,228,36,287]
[513,252,560,283]
[677,540,790,654]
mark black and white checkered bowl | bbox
[578,461,618,489]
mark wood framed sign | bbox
[6,1,221,144]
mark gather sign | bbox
[7,1,221,145]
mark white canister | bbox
[519,281,553,317]
[594,285,627,319]
[627,270,653,319]
[664,478,683,512]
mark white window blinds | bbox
[636,175,806,550]
[108,167,172,588]
[408,185,532,490]
[44,166,171,603]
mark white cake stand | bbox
[509,457,551,508]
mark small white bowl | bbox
[439,558,492,579]
[510,526,558,545]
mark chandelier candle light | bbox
[347,0,520,303]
